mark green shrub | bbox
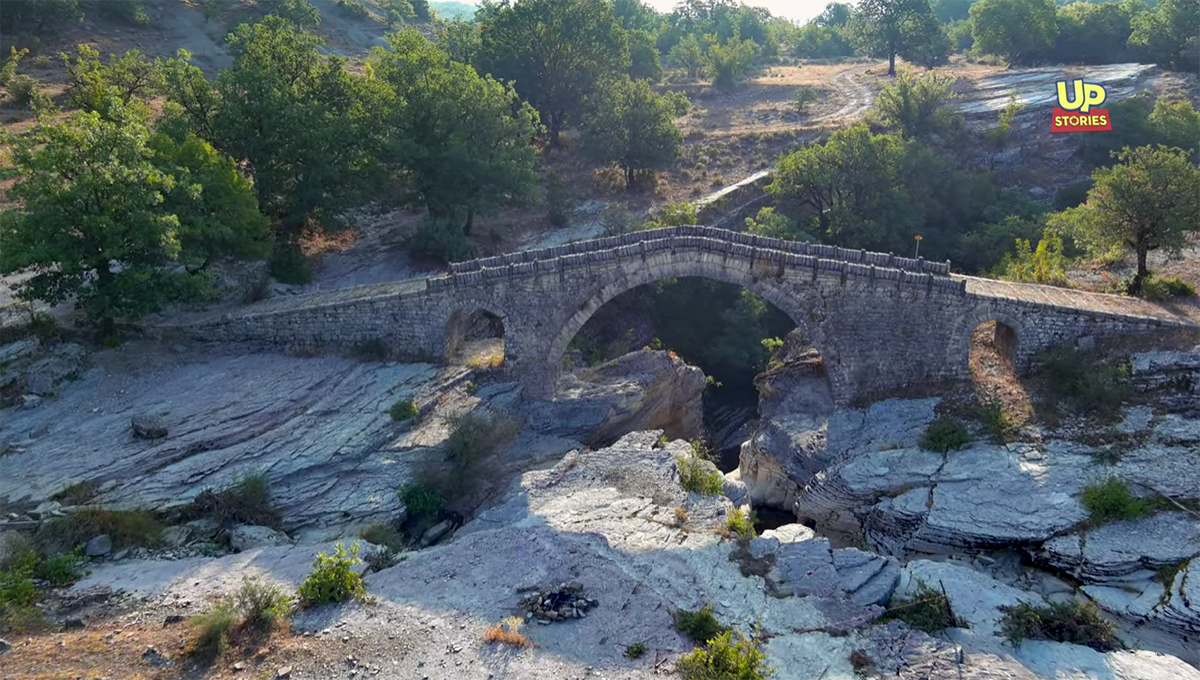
[0,47,28,87]
[33,550,86,587]
[997,600,1119,651]
[678,455,723,496]
[0,555,37,609]
[445,412,518,468]
[97,0,151,26]
[676,630,771,680]
[269,245,312,285]
[674,604,728,645]
[235,576,291,632]
[1139,276,1197,301]
[625,641,648,659]
[977,400,1011,440]
[187,473,281,529]
[333,0,369,18]
[1036,347,1130,419]
[398,482,444,522]
[1080,477,1147,524]
[389,398,418,421]
[190,597,237,658]
[359,522,405,552]
[920,416,971,453]
[408,218,474,265]
[297,541,367,607]
[37,509,163,553]
[7,73,51,109]
[723,508,757,541]
[881,580,959,633]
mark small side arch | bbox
[445,306,507,366]
[956,310,1023,375]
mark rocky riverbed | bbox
[2,331,1199,678]
[737,341,1200,667]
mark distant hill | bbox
[431,1,476,20]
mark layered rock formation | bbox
[0,345,704,539]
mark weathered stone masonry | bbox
[175,226,1193,403]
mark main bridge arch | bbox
[537,256,843,399]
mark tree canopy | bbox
[369,30,541,233]
[1049,145,1200,293]
[581,77,683,187]
[478,0,629,144]
[0,98,268,330]
[970,0,1058,65]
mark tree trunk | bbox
[626,167,635,189]
[888,52,896,76]
[1130,243,1151,295]
[549,113,563,147]
[463,206,475,235]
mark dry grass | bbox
[482,617,531,648]
[460,339,505,369]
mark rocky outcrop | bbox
[1038,512,1200,581]
[0,338,88,407]
[525,350,706,446]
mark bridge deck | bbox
[959,276,1195,324]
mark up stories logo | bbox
[1052,80,1112,133]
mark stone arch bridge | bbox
[172,227,1193,403]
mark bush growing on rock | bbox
[359,522,406,552]
[1080,477,1147,524]
[297,541,367,607]
[235,576,291,632]
[625,641,648,659]
[1035,347,1130,420]
[397,482,444,524]
[186,473,281,530]
[38,508,163,554]
[190,597,237,658]
[678,454,723,496]
[920,416,971,453]
[723,508,757,541]
[882,580,960,633]
[389,397,418,421]
[674,605,728,645]
[676,630,771,680]
[1139,276,1196,301]
[997,600,1119,651]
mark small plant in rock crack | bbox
[673,604,728,645]
[722,507,757,541]
[997,600,1119,651]
[625,641,648,659]
[881,580,959,633]
[678,455,723,496]
[920,416,971,453]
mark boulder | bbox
[161,526,193,548]
[750,530,899,606]
[130,415,168,440]
[721,469,748,507]
[228,525,289,551]
[85,534,113,557]
[0,339,38,364]
[525,350,706,446]
[419,519,454,547]
[184,517,222,541]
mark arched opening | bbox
[968,319,1030,424]
[559,277,831,529]
[445,308,506,369]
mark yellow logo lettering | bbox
[1056,80,1107,113]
